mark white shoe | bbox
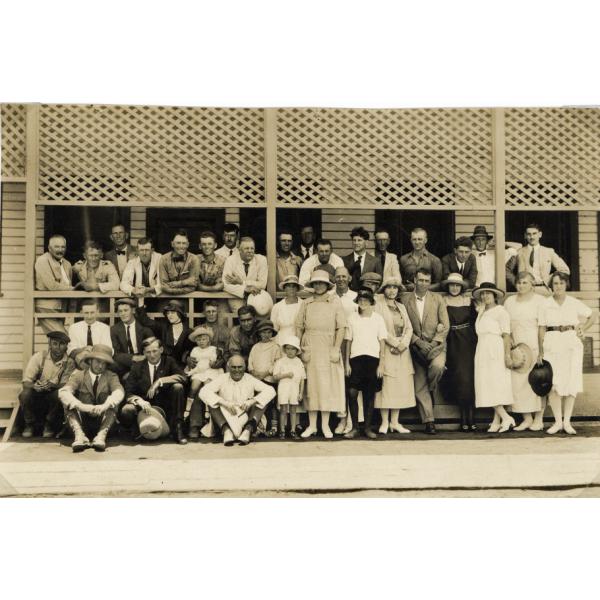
[514,418,532,431]
[563,422,577,435]
[529,422,545,432]
[379,423,389,434]
[390,424,411,434]
[498,417,516,433]
[546,422,563,435]
[487,422,501,433]
[301,426,318,439]
[334,419,346,435]
[322,427,333,439]
[223,428,235,446]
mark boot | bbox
[92,410,116,452]
[174,421,188,445]
[67,412,90,453]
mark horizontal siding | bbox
[225,207,239,225]
[130,206,146,244]
[579,212,599,365]
[321,209,375,255]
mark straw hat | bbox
[79,344,115,367]
[137,405,170,440]
[441,272,469,292]
[377,276,406,294]
[247,290,274,316]
[189,326,213,343]
[472,281,505,301]
[305,272,335,290]
[510,343,534,374]
[278,274,303,291]
[279,334,301,352]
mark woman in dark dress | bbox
[441,272,477,431]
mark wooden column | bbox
[264,108,277,299]
[23,104,40,366]
[492,108,506,290]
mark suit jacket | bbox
[342,252,383,291]
[73,260,120,292]
[400,291,449,346]
[59,368,124,409]
[222,253,268,298]
[517,245,570,286]
[441,253,478,289]
[158,252,201,295]
[35,252,73,311]
[294,243,318,263]
[110,320,155,370]
[375,251,401,282]
[124,356,187,400]
[136,309,193,365]
[120,253,163,300]
[105,244,137,277]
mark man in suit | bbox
[73,241,120,294]
[222,236,268,314]
[120,237,162,304]
[441,236,478,290]
[342,227,383,291]
[298,238,344,287]
[158,229,200,295]
[295,225,319,263]
[34,234,73,334]
[517,222,570,293]
[400,227,443,292]
[104,223,137,278]
[374,227,401,282]
[400,268,449,434]
[110,298,154,376]
[58,344,124,452]
[120,336,189,444]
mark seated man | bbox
[158,229,200,296]
[199,355,276,446]
[120,336,189,444]
[67,299,113,361]
[19,331,76,438]
[58,344,124,452]
[110,298,154,376]
[73,240,120,294]
[441,236,478,290]
[228,305,258,362]
[120,237,162,304]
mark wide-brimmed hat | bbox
[47,330,70,344]
[189,326,213,343]
[377,276,406,294]
[510,343,535,374]
[471,225,493,240]
[305,272,335,290]
[247,289,274,316]
[254,319,277,336]
[162,299,186,318]
[354,289,375,305]
[441,272,469,292]
[80,344,115,367]
[279,334,301,352]
[115,297,137,309]
[472,282,505,301]
[528,359,553,397]
[278,274,303,291]
[314,264,336,282]
[137,405,170,440]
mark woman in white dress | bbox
[504,272,545,431]
[271,274,304,343]
[538,271,596,435]
[473,282,515,432]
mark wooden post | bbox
[492,108,506,290]
[23,104,39,367]
[264,108,277,299]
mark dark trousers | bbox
[189,396,206,428]
[348,355,379,431]
[209,404,267,434]
[18,388,64,429]
[120,383,186,430]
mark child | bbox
[248,320,281,436]
[185,326,224,438]
[273,334,306,439]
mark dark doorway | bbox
[506,211,579,290]
[44,206,130,265]
[374,210,455,259]
[146,209,225,254]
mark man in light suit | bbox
[342,227,383,291]
[374,228,401,282]
[222,236,268,314]
[400,268,449,434]
[120,237,162,305]
[34,234,73,334]
[517,223,570,293]
[441,236,478,290]
[104,223,137,278]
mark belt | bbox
[546,325,575,332]
[450,323,471,331]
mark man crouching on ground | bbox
[200,355,275,446]
[58,345,124,452]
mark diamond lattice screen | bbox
[38,105,265,204]
[276,108,493,207]
[505,108,600,208]
[1,104,27,178]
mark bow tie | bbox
[172,255,185,263]
[116,250,126,256]
[478,252,486,257]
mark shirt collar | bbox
[415,291,427,301]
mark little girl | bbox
[185,326,224,438]
[273,335,306,439]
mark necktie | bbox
[141,263,150,287]
[173,255,184,263]
[229,249,233,256]
[379,252,386,268]
[92,375,99,399]
[87,325,93,347]
[150,364,156,384]
[458,262,463,274]
[126,324,135,354]
[479,252,486,257]
[529,247,535,267]
[243,263,249,276]
[355,256,362,274]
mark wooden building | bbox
[1,103,599,415]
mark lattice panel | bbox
[1,104,26,178]
[506,108,600,208]
[38,105,265,204]
[276,108,493,207]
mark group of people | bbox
[21,219,595,451]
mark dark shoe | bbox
[72,434,90,453]
[290,431,299,440]
[461,424,469,432]
[175,422,188,445]
[364,428,377,440]
[279,431,287,440]
[188,426,200,440]
[343,428,359,439]
[238,427,252,446]
[92,436,107,452]
[470,423,478,432]
[424,423,437,435]
[42,424,55,439]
